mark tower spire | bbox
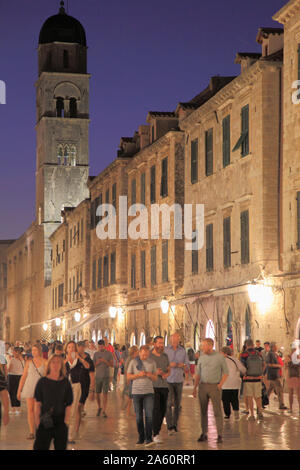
[59,1,66,14]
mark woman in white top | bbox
[8,347,25,414]
[221,346,246,420]
[17,343,47,439]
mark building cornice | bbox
[273,0,300,25]
[180,59,282,131]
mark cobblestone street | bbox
[1,384,299,451]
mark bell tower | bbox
[35,1,90,283]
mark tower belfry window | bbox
[64,145,69,165]
[69,98,77,118]
[70,145,76,166]
[56,97,64,117]
[57,145,63,165]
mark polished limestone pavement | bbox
[0,385,299,451]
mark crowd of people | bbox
[0,333,300,449]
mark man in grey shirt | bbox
[150,336,170,443]
[193,338,228,443]
[93,340,113,418]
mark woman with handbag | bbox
[17,343,47,439]
[7,347,24,414]
[33,354,73,450]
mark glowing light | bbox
[55,318,61,327]
[109,306,117,318]
[43,323,48,332]
[74,311,81,322]
[247,284,274,314]
[160,299,169,314]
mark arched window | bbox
[70,98,77,118]
[164,332,168,347]
[140,332,146,346]
[111,329,116,345]
[194,323,200,351]
[57,144,63,165]
[130,332,136,347]
[97,330,102,341]
[205,320,215,348]
[104,330,109,339]
[245,305,251,340]
[70,145,76,166]
[64,145,69,165]
[226,307,233,349]
[56,97,64,117]
[92,330,96,343]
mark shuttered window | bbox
[90,201,95,230]
[141,173,146,205]
[205,128,213,176]
[232,105,249,157]
[206,224,214,271]
[131,253,136,289]
[151,245,157,285]
[222,115,230,167]
[110,252,116,284]
[131,179,136,205]
[191,138,198,183]
[297,192,300,249]
[150,165,156,203]
[160,157,168,197]
[112,183,117,209]
[92,259,97,291]
[162,241,168,282]
[97,257,102,289]
[241,210,250,264]
[192,230,198,275]
[141,250,146,288]
[223,217,231,268]
[103,255,109,287]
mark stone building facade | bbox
[4,0,300,354]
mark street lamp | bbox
[55,318,61,327]
[247,283,273,314]
[161,299,169,314]
[109,306,117,318]
[43,323,48,332]
[74,311,81,322]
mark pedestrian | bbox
[186,343,196,385]
[7,347,24,414]
[0,359,9,426]
[104,337,117,391]
[266,342,288,410]
[285,345,300,414]
[85,340,96,360]
[150,336,170,443]
[33,354,73,450]
[77,341,95,419]
[122,345,139,416]
[41,340,49,360]
[165,332,189,434]
[17,343,47,439]
[65,341,91,443]
[127,345,157,446]
[193,338,228,443]
[240,339,264,420]
[255,340,264,353]
[94,339,113,418]
[220,346,246,420]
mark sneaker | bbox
[168,427,175,436]
[153,435,163,443]
[197,434,208,442]
[145,440,155,446]
[136,439,144,445]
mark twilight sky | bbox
[0,0,286,239]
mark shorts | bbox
[96,377,110,394]
[79,382,90,405]
[287,377,300,390]
[189,364,195,375]
[244,381,262,398]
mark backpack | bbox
[187,348,195,362]
[246,351,263,377]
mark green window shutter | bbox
[191,138,198,183]
[95,196,100,225]
[160,157,168,197]
[90,201,95,230]
[222,115,230,167]
[162,241,168,282]
[241,210,250,264]
[297,192,300,249]
[223,217,231,268]
[150,165,156,203]
[206,224,214,271]
[131,179,136,206]
[92,259,97,291]
[205,128,213,176]
[110,252,116,284]
[141,173,146,205]
[97,258,102,289]
[192,229,198,275]
[112,183,117,209]
[103,255,109,287]
[241,105,249,157]
[151,245,157,285]
[105,188,109,204]
[131,253,136,289]
[141,250,146,287]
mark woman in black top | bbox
[33,354,73,450]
